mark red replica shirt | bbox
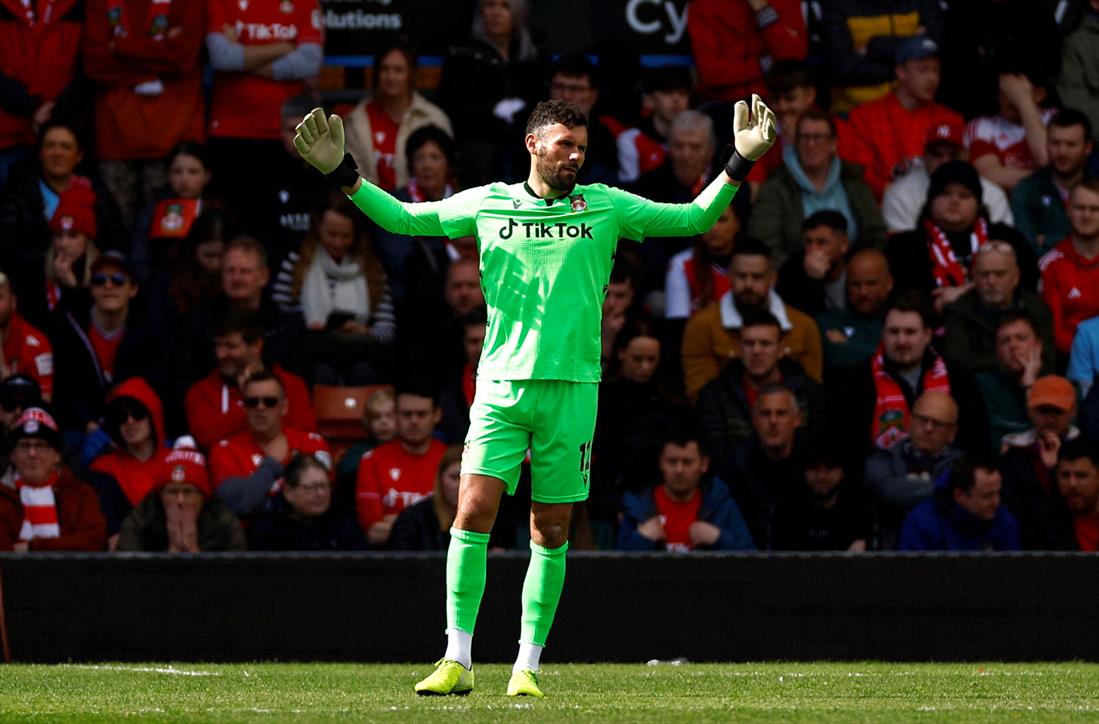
[2,312,53,396]
[89,448,171,507]
[653,486,702,552]
[209,427,330,492]
[355,438,447,530]
[1075,514,1099,552]
[89,324,123,383]
[184,366,317,451]
[1039,239,1099,355]
[364,100,398,191]
[845,94,964,198]
[966,110,1056,173]
[207,0,323,140]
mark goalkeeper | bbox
[294,97,776,698]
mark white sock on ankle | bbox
[513,642,543,673]
[444,629,472,670]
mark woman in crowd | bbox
[664,197,748,320]
[168,207,235,320]
[388,445,462,551]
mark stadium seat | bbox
[313,384,392,454]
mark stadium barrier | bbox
[1,552,1096,663]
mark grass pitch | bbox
[0,662,1097,722]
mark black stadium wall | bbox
[1,552,1096,663]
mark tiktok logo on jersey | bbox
[498,219,594,239]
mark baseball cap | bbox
[896,36,939,65]
[1027,375,1076,412]
[0,375,41,412]
[924,120,965,150]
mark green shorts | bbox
[461,379,597,503]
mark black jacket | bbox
[247,498,368,552]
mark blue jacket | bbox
[897,497,1021,551]
[618,477,756,551]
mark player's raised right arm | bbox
[294,107,447,237]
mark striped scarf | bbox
[16,470,61,542]
[923,218,989,288]
[871,347,951,449]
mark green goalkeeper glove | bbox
[724,94,778,181]
[294,107,358,187]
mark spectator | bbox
[131,142,213,287]
[1000,375,1082,549]
[87,378,171,549]
[832,292,953,456]
[1010,109,1093,254]
[863,390,963,549]
[591,319,687,544]
[977,312,1054,452]
[743,60,818,192]
[0,1,84,186]
[822,0,943,112]
[886,160,1037,311]
[697,310,824,478]
[882,121,1014,234]
[897,455,1021,551]
[776,210,851,317]
[727,383,806,548]
[355,384,447,547]
[844,36,964,199]
[682,240,822,400]
[599,251,643,373]
[1039,178,1099,357]
[0,375,41,486]
[344,39,453,194]
[177,235,305,388]
[1068,316,1099,399]
[404,256,486,390]
[0,119,126,327]
[1055,437,1099,551]
[749,110,886,267]
[116,445,245,552]
[43,185,101,318]
[816,249,893,379]
[943,242,1055,375]
[168,207,233,320]
[0,269,53,399]
[334,387,397,507]
[184,309,314,452]
[687,0,805,105]
[612,67,691,185]
[967,69,1055,193]
[439,309,486,446]
[389,445,463,551]
[539,54,618,185]
[618,427,754,552]
[372,125,458,298]
[664,202,744,320]
[771,434,874,551]
[0,406,106,551]
[247,453,367,552]
[1057,1,1099,139]
[635,110,718,291]
[82,0,206,227]
[209,370,330,518]
[204,0,322,223]
[284,192,397,385]
[52,252,170,436]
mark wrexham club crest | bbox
[569,194,587,212]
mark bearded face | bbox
[531,123,587,195]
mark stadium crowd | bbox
[1,0,1098,555]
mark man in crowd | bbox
[1040,178,1099,358]
[815,249,893,380]
[1055,438,1099,551]
[977,312,1052,452]
[776,210,851,317]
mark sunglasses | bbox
[243,396,281,409]
[109,404,149,425]
[90,272,129,287]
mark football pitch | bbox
[1,662,1097,722]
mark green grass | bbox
[0,662,1097,722]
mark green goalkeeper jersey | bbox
[348,176,737,382]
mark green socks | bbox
[446,527,490,634]
[519,539,568,647]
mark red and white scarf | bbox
[924,217,989,288]
[871,346,951,449]
[16,470,61,542]
[406,179,454,203]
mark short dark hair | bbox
[1057,437,1099,470]
[284,453,329,489]
[948,455,1000,495]
[395,377,439,407]
[796,109,837,139]
[661,419,707,457]
[609,248,642,288]
[224,235,268,270]
[885,290,935,330]
[740,309,782,337]
[551,53,596,85]
[994,309,1040,338]
[1050,108,1093,142]
[243,369,284,395]
[643,66,691,95]
[373,37,417,93]
[167,141,210,171]
[404,125,456,170]
[731,238,771,264]
[526,100,587,136]
[213,308,265,344]
[1073,176,1099,197]
[37,116,84,151]
[461,306,487,329]
[764,60,814,95]
[803,209,848,234]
